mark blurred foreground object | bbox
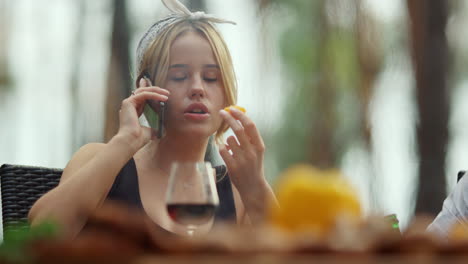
[0,221,58,263]
[7,202,468,261]
[269,164,362,236]
[29,201,182,263]
[385,214,401,234]
[449,222,468,243]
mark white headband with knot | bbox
[136,0,236,74]
[162,0,236,25]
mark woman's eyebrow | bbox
[204,64,220,69]
[169,64,219,69]
[169,64,188,69]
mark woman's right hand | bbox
[116,78,170,152]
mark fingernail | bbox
[161,95,168,100]
[230,106,240,113]
[219,109,228,115]
[139,78,146,87]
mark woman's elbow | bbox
[28,195,53,226]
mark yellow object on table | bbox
[449,221,468,242]
[269,164,362,236]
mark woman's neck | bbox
[142,135,209,175]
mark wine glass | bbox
[166,162,219,236]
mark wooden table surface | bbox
[133,254,468,264]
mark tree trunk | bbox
[307,1,336,169]
[0,0,12,92]
[407,0,450,215]
[104,0,132,142]
[354,0,383,210]
[70,1,86,152]
[355,0,381,145]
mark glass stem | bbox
[187,225,196,236]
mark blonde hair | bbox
[136,19,237,143]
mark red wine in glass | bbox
[167,203,217,226]
[165,162,219,236]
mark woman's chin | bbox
[169,126,216,140]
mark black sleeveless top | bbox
[106,158,237,223]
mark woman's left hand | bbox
[218,107,266,195]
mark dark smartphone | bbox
[141,71,166,138]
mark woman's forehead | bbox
[171,30,212,51]
[170,31,217,64]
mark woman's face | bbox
[163,30,226,139]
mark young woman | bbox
[28,0,277,238]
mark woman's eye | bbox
[204,73,219,82]
[170,75,187,82]
[204,77,218,82]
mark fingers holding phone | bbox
[139,73,168,139]
[132,78,169,116]
[116,77,169,152]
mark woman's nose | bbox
[189,76,205,99]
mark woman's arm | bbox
[219,107,278,225]
[28,136,136,238]
[231,181,277,225]
[28,79,170,238]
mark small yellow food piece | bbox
[269,164,362,236]
[449,222,468,242]
[224,105,246,113]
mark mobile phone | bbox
[141,71,166,138]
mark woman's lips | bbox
[184,112,210,121]
[183,102,210,121]
[184,103,209,114]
